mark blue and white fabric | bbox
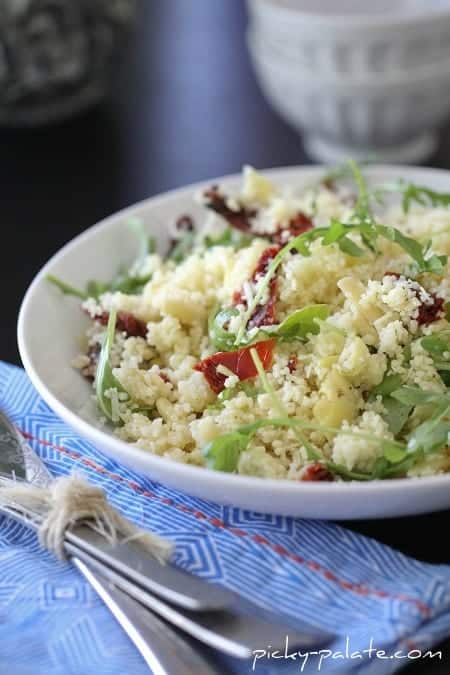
[0,361,449,675]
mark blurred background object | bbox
[247,0,450,162]
[0,0,138,125]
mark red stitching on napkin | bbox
[20,429,431,618]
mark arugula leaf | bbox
[207,382,260,411]
[168,231,196,263]
[99,220,155,295]
[404,396,450,459]
[128,218,156,259]
[375,224,446,274]
[208,307,240,351]
[276,305,330,341]
[421,334,450,357]
[382,397,413,437]
[421,333,450,382]
[342,162,447,273]
[390,386,445,407]
[325,462,372,481]
[106,270,152,296]
[348,159,374,225]
[203,431,251,472]
[203,228,252,250]
[46,275,88,300]
[407,417,450,455]
[383,180,450,213]
[371,373,404,398]
[249,347,321,461]
[48,221,156,300]
[368,373,412,436]
[95,309,129,422]
[86,280,110,297]
[381,441,408,464]
[337,236,366,257]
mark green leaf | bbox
[375,224,447,274]
[322,219,347,244]
[95,309,129,422]
[325,462,372,481]
[385,180,450,213]
[370,457,390,479]
[109,271,152,296]
[408,419,450,455]
[277,305,330,341]
[337,236,366,257]
[382,397,413,436]
[168,231,196,263]
[348,159,374,225]
[203,228,252,250]
[376,225,421,262]
[46,274,88,300]
[369,374,412,436]
[249,348,321,461]
[433,362,450,371]
[207,382,260,411]
[51,221,156,301]
[203,431,251,472]
[390,386,445,407]
[406,398,450,455]
[86,280,110,297]
[128,218,156,259]
[208,307,240,351]
[371,373,404,398]
[382,442,408,464]
[421,335,450,357]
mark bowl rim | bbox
[17,163,450,503]
[247,0,450,29]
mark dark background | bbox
[2,1,450,671]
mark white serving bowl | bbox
[247,0,450,77]
[18,165,450,519]
[246,0,450,162]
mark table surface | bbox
[2,1,450,671]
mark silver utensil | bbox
[0,409,334,659]
[0,410,218,675]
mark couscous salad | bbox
[49,162,450,482]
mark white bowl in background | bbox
[17,165,450,520]
[246,0,450,162]
[247,0,450,77]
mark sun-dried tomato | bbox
[271,212,314,246]
[287,355,298,373]
[383,272,444,326]
[158,371,171,385]
[203,186,257,233]
[417,294,444,326]
[233,246,280,328]
[321,178,336,192]
[96,311,148,338]
[194,339,275,394]
[176,214,194,231]
[301,463,334,482]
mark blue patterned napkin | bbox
[1,361,450,675]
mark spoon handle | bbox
[73,557,218,675]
